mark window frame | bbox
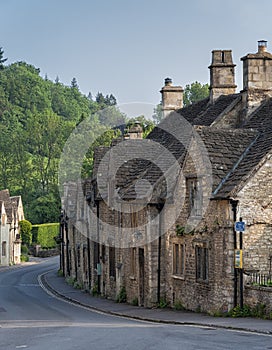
[195,246,209,283]
[2,241,7,257]
[172,243,185,278]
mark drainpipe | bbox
[60,211,65,273]
[157,203,163,304]
[231,199,238,307]
[95,199,101,294]
[65,216,70,276]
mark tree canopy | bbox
[183,81,209,106]
[0,57,155,224]
[0,60,124,223]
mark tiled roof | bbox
[0,190,22,223]
[214,98,272,198]
[91,94,272,203]
[193,94,240,126]
[198,128,258,191]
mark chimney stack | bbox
[241,40,272,114]
[209,50,237,103]
[160,78,183,118]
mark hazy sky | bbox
[2,0,272,109]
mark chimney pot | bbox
[164,77,172,86]
[258,40,267,53]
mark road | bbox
[0,257,272,350]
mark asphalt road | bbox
[0,257,272,350]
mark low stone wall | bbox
[244,285,272,314]
[29,245,59,258]
[37,248,59,258]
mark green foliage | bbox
[66,276,76,286]
[183,81,209,107]
[131,297,139,306]
[21,245,29,255]
[176,225,185,236]
[116,286,127,303]
[227,303,272,319]
[27,192,60,224]
[157,298,169,309]
[0,47,7,69]
[57,269,64,277]
[127,115,155,138]
[20,254,29,262]
[32,223,59,248]
[173,300,185,311]
[91,282,99,296]
[227,305,252,318]
[0,59,119,223]
[152,103,163,124]
[19,220,32,246]
[73,281,83,289]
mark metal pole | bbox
[239,217,243,308]
[231,200,238,307]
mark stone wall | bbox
[236,155,272,274]
[245,285,272,315]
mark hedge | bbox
[32,223,60,249]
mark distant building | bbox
[61,41,272,314]
[0,189,24,265]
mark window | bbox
[2,241,6,257]
[109,247,116,278]
[173,243,185,276]
[77,245,81,267]
[93,242,99,266]
[187,178,202,217]
[196,246,209,282]
[130,247,136,276]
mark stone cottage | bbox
[0,189,24,265]
[61,40,272,314]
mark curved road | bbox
[0,257,271,350]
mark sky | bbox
[1,0,272,116]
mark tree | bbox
[71,77,79,89]
[183,81,209,106]
[19,219,32,246]
[0,47,7,69]
[127,115,155,138]
[152,103,163,124]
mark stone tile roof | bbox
[0,190,23,223]
[91,94,272,203]
[0,190,13,223]
[192,94,240,126]
[214,98,272,198]
[198,128,258,191]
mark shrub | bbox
[21,254,29,262]
[21,245,29,255]
[174,300,185,311]
[19,220,32,246]
[116,286,127,303]
[32,223,59,248]
[228,305,252,318]
[91,282,99,296]
[131,297,139,306]
[157,298,169,309]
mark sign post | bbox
[235,218,245,308]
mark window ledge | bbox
[172,274,185,281]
